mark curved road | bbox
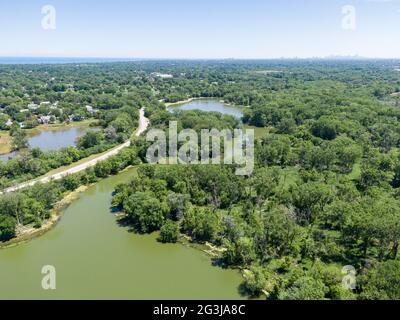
[2,108,149,194]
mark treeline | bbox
[0,146,140,242]
[112,58,400,300]
[2,60,400,300]
[113,164,400,300]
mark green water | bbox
[0,168,243,299]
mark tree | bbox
[359,260,400,300]
[11,128,28,150]
[78,131,103,149]
[123,192,167,233]
[105,125,118,141]
[0,215,16,241]
[0,193,27,225]
[167,192,189,220]
[183,206,220,241]
[311,117,340,140]
[255,207,300,258]
[280,276,328,300]
[291,182,334,225]
[61,174,81,191]
[242,265,267,296]
[343,196,400,259]
[94,161,112,178]
[158,220,180,243]
[331,136,362,173]
[251,168,280,210]
[223,237,256,266]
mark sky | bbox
[0,0,399,59]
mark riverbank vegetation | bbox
[0,131,12,154]
[0,145,140,243]
[2,60,400,300]
[114,60,400,300]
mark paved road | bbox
[2,108,149,194]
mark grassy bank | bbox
[26,119,97,136]
[0,131,12,155]
[165,97,198,107]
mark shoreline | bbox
[26,119,96,136]
[0,131,12,155]
[165,97,200,108]
[0,164,138,248]
[165,97,248,110]
[0,185,88,249]
[0,120,96,156]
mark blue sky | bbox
[0,0,399,58]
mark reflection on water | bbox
[0,127,89,161]
[169,99,244,119]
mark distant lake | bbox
[168,99,244,119]
[0,127,89,161]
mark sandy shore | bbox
[165,97,198,108]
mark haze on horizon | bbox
[0,0,400,59]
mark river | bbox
[0,168,244,299]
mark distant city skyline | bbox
[1,0,400,59]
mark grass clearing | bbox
[26,119,97,136]
[0,131,12,154]
[243,125,269,139]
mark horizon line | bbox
[1,55,400,61]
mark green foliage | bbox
[311,117,340,140]
[123,192,167,233]
[0,215,16,241]
[359,260,400,300]
[0,145,140,242]
[158,220,180,243]
[242,265,267,297]
[78,131,104,149]
[183,206,220,242]
[11,128,28,150]
[279,276,328,300]
[3,60,400,300]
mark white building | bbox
[86,105,98,114]
[5,119,13,127]
[39,116,51,124]
[27,103,38,110]
[152,72,173,79]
